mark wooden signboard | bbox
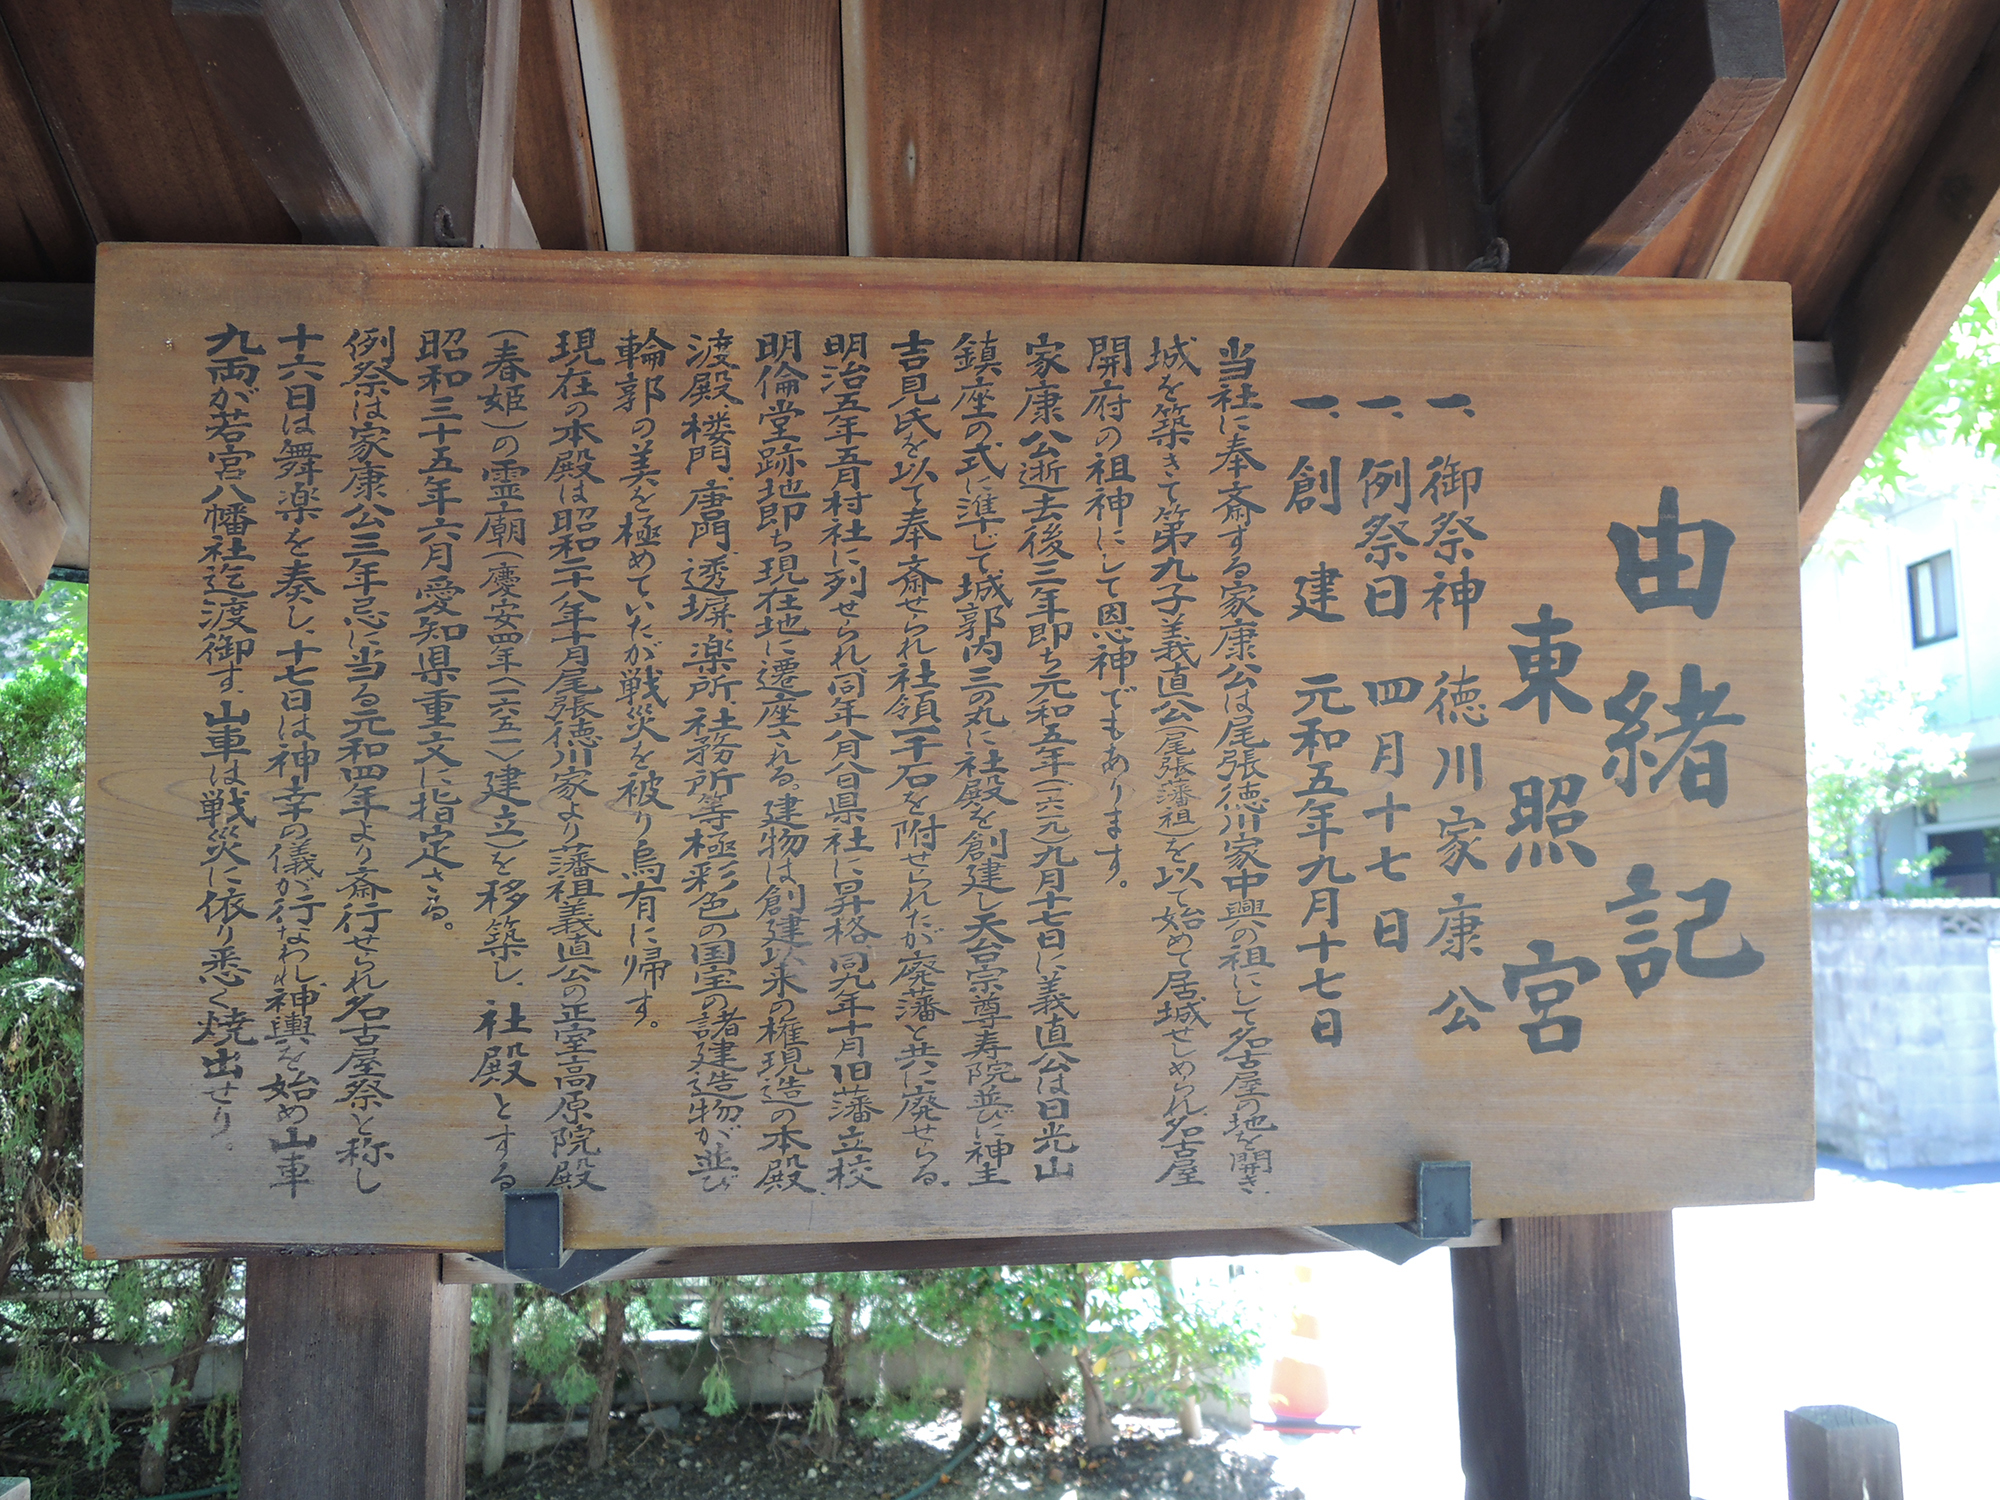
[84,245,1809,1259]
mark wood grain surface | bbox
[84,246,1810,1258]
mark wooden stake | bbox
[1785,1406,1904,1500]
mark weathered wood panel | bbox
[583,0,844,256]
[846,0,1103,261]
[84,246,1809,1258]
[1081,0,1354,265]
[0,0,297,247]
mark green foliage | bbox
[699,1359,739,1417]
[1809,683,1969,902]
[1864,260,2000,495]
[511,1288,601,1410]
[0,581,87,683]
[0,662,86,1285]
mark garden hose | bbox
[888,1422,991,1500]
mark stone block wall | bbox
[1812,900,2000,1168]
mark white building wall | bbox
[1800,450,2000,894]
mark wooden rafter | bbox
[173,0,428,246]
[173,0,536,250]
[0,393,64,599]
[1796,19,2000,553]
[1293,0,1385,266]
[1489,0,1786,274]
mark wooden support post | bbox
[1451,1212,1691,1500]
[1376,0,1492,271]
[1372,7,1713,1492]
[241,1254,469,1500]
[1785,1406,1903,1500]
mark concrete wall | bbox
[1813,900,2000,1167]
[5,1328,1249,1424]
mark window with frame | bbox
[1909,551,1958,647]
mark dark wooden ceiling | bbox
[4,0,2000,586]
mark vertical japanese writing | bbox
[471,328,535,1190]
[749,328,817,1193]
[334,325,404,1192]
[950,330,1019,1189]
[1210,335,1276,1194]
[544,327,607,1193]
[194,324,264,1142]
[819,331,883,1191]
[612,326,676,1033]
[1143,333,1209,1184]
[681,329,747,1192]
[262,321,325,1194]
[1018,331,1081,1183]
[1086,334,1135,886]
[887,328,948,1185]
[411,329,468,937]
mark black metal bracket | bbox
[1315,1159,1473,1265]
[470,1189,645,1294]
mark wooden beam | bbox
[843,0,1103,261]
[1706,0,2000,336]
[1491,0,1785,275]
[1797,19,2000,553]
[0,379,89,571]
[1293,0,1385,266]
[173,0,425,245]
[443,1221,1505,1284]
[514,0,604,250]
[420,0,530,249]
[1475,0,1653,196]
[240,1255,468,1500]
[0,283,90,382]
[0,394,66,600]
[1785,1406,1904,1500]
[0,10,93,281]
[1619,0,1842,279]
[1452,1213,1691,1500]
[1331,179,1391,268]
[1793,339,1837,429]
[1376,0,1492,271]
[1081,0,1355,265]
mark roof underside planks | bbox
[0,0,1994,581]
